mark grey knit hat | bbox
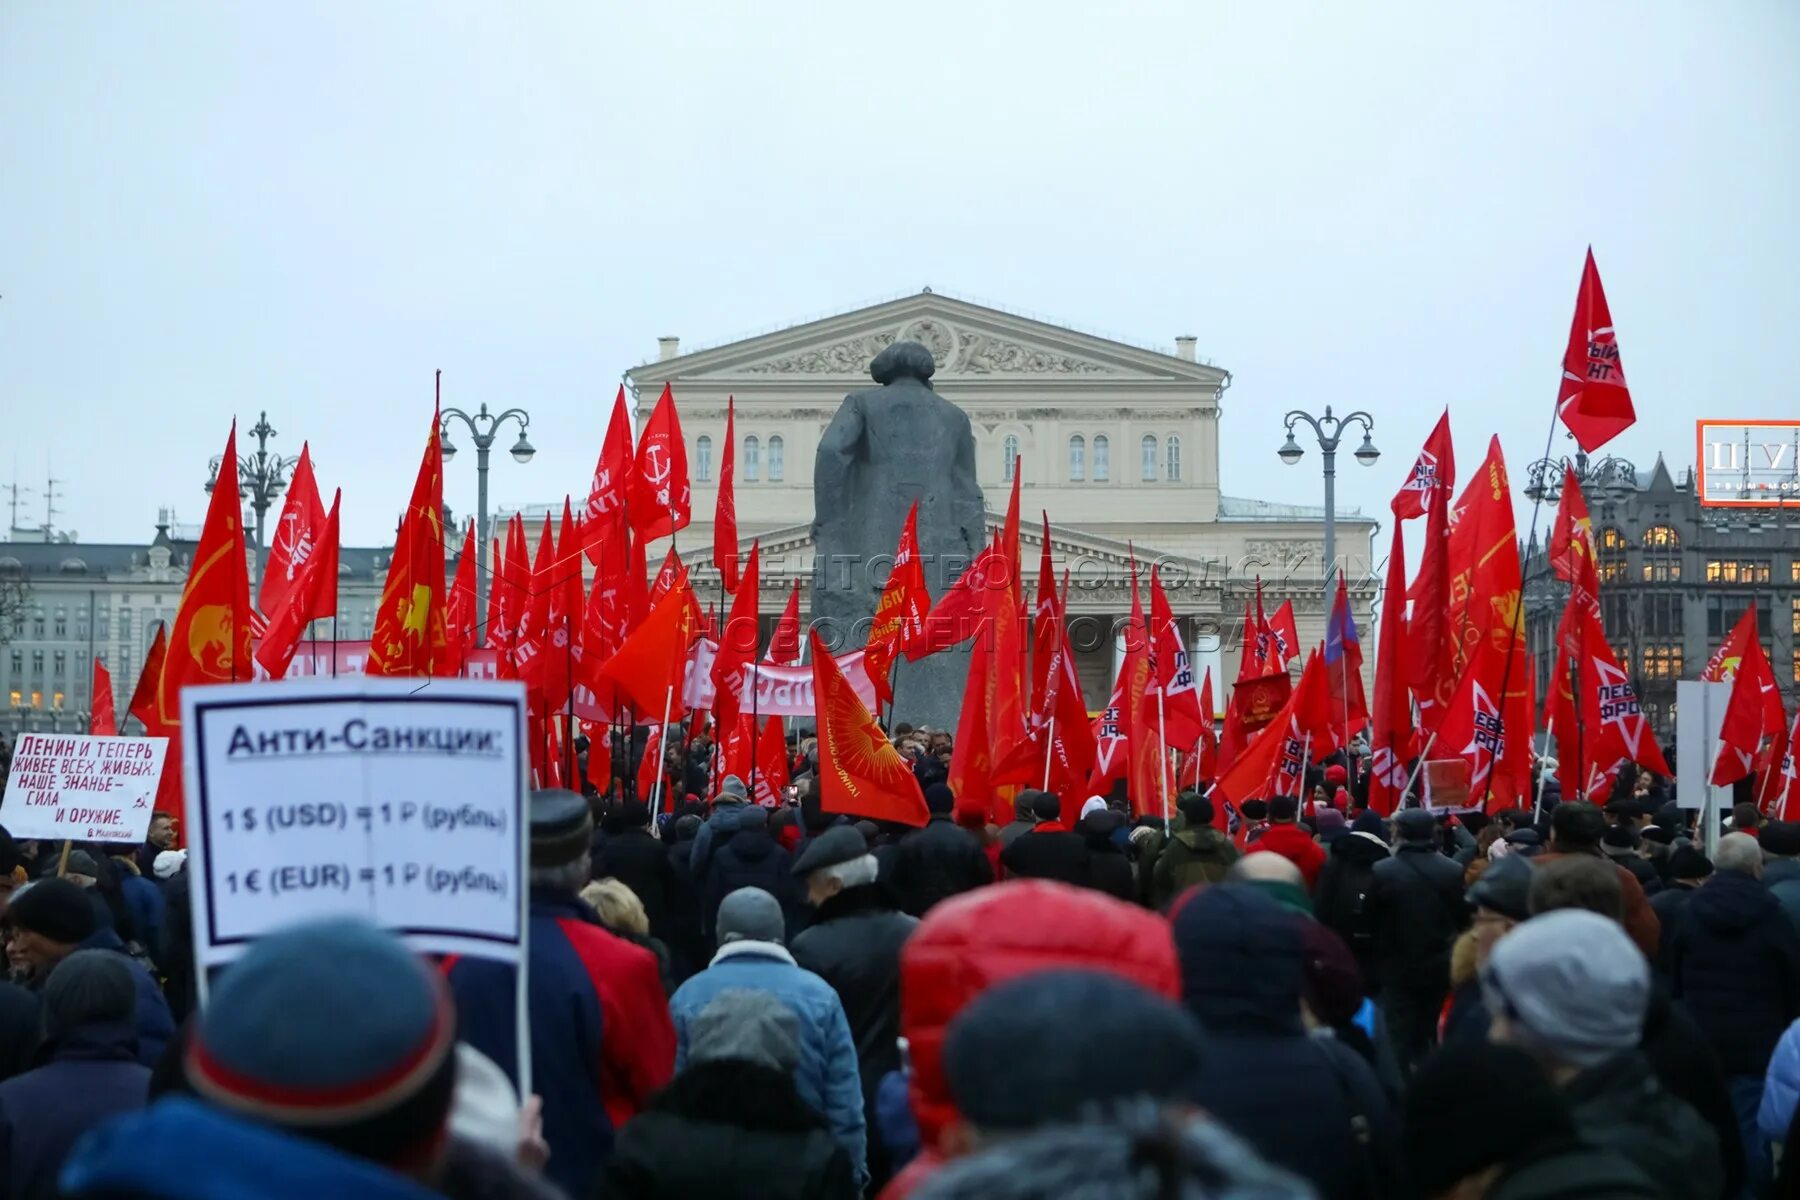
[1481,908,1648,1070]
[716,887,785,946]
[689,989,800,1073]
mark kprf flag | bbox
[90,658,117,735]
[256,489,341,680]
[1557,248,1636,453]
[1267,599,1300,668]
[583,386,633,560]
[1391,410,1453,522]
[811,630,928,827]
[1148,565,1206,750]
[1712,613,1782,786]
[368,402,453,678]
[128,625,168,733]
[765,582,802,666]
[630,383,691,541]
[258,442,326,629]
[714,397,740,593]
[753,717,791,808]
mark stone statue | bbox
[812,341,986,730]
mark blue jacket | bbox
[71,930,171,1069]
[59,1096,438,1200]
[117,875,164,958]
[0,1021,149,1200]
[447,890,674,1199]
[690,799,749,881]
[670,942,867,1182]
[1761,1018,1800,1144]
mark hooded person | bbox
[689,774,752,881]
[1484,909,1721,1200]
[997,791,1090,888]
[0,950,151,1199]
[4,878,172,1068]
[700,806,799,942]
[601,989,859,1199]
[1173,884,1402,1200]
[1365,808,1467,1076]
[670,887,866,1186]
[790,827,919,1190]
[888,784,994,917]
[1404,1040,1660,1199]
[446,789,675,1198]
[879,880,1180,1200]
[1147,792,1240,910]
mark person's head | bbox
[1175,791,1211,829]
[1484,910,1648,1081]
[1732,802,1763,833]
[147,812,177,850]
[672,813,704,843]
[924,782,956,817]
[5,878,98,978]
[1466,855,1533,970]
[581,877,649,937]
[791,825,875,907]
[1666,845,1713,886]
[527,788,592,896]
[1605,798,1644,831]
[1268,794,1299,824]
[1715,831,1763,879]
[938,970,1204,1156]
[1170,884,1305,1031]
[1599,824,1643,862]
[1404,1040,1580,1199]
[1313,807,1348,844]
[1761,822,1800,863]
[1029,791,1062,824]
[42,948,137,1041]
[1528,854,1624,920]
[1240,799,1268,824]
[1226,852,1304,889]
[1492,808,1527,835]
[715,887,786,947]
[1548,801,1606,854]
[717,774,749,805]
[187,918,457,1179]
[614,799,652,831]
[1394,807,1437,846]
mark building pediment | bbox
[628,291,1229,390]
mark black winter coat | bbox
[1313,832,1392,989]
[1078,813,1135,903]
[790,885,917,1090]
[0,1021,150,1200]
[999,824,1090,888]
[1611,852,1664,897]
[1640,982,1744,1200]
[887,817,992,917]
[0,983,39,1084]
[1367,842,1467,992]
[1487,1140,1661,1200]
[599,1058,858,1200]
[1562,1050,1722,1200]
[1669,870,1800,1076]
[700,828,797,940]
[591,828,680,944]
[1649,884,1699,973]
[663,838,708,981]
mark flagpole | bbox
[650,684,674,819]
[1402,730,1440,809]
[1570,656,1585,802]
[1156,688,1172,833]
[331,615,338,679]
[1042,714,1056,791]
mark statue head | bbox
[870,341,936,388]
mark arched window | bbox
[1069,435,1086,481]
[1093,435,1111,481]
[743,436,761,482]
[1166,436,1182,481]
[1003,435,1020,481]
[1641,524,1681,582]
[1141,435,1158,481]
[695,435,713,483]
[1597,526,1627,583]
[767,435,785,481]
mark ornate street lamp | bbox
[1277,405,1379,591]
[439,403,535,645]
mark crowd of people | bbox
[5,720,1800,1199]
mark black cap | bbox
[1668,845,1714,881]
[1551,801,1606,849]
[1762,822,1800,858]
[530,788,593,868]
[791,825,868,877]
[1395,808,1436,842]
[1466,855,1532,921]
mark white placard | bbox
[0,733,168,843]
[181,677,529,971]
[1675,680,1735,812]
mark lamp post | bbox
[1522,448,1638,506]
[206,411,299,595]
[1277,405,1379,592]
[438,403,535,646]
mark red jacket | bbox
[1253,822,1327,890]
[877,880,1180,1199]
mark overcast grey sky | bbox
[3,2,1796,551]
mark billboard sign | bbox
[1696,420,1800,507]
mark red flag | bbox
[1549,461,1602,659]
[714,397,740,592]
[994,526,1093,792]
[1557,248,1636,453]
[866,502,932,694]
[485,535,511,674]
[912,537,1003,660]
[578,524,637,713]
[1703,604,1776,688]
[90,658,117,735]
[583,720,613,796]
[711,542,762,726]
[1391,410,1454,522]
[1149,566,1206,749]
[765,582,802,666]
[1087,662,1130,798]
[1324,575,1369,745]
[583,387,634,562]
[551,499,585,710]
[1767,707,1800,820]
[648,546,705,638]
[1215,650,1330,806]
[1367,525,1417,816]
[590,577,700,726]
[154,423,255,730]
[630,383,691,541]
[719,712,756,784]
[810,629,928,827]
[1252,581,1284,674]
[447,521,479,669]
[1759,698,1793,815]
[1557,602,1672,797]
[1267,600,1301,668]
[514,515,556,693]
[1001,467,1023,593]
[128,625,167,734]
[984,536,1029,810]
[752,717,790,808]
[948,623,996,815]
[637,725,666,807]
[256,489,341,680]
[1233,600,1262,684]
[1712,612,1782,786]
[1123,551,1166,820]
[257,442,326,626]
[368,400,453,678]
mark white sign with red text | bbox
[0,733,168,843]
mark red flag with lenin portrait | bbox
[1557,248,1637,453]
[630,383,690,541]
[810,630,928,827]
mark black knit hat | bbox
[1762,822,1800,858]
[942,969,1203,1130]
[8,878,99,946]
[1403,1040,1575,1195]
[1668,845,1714,881]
